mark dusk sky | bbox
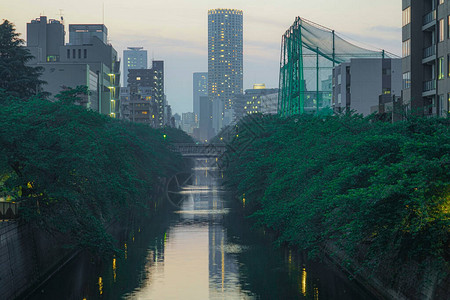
[2,0,401,114]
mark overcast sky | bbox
[2,0,401,115]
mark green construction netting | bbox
[278,17,398,116]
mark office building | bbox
[233,84,278,119]
[123,47,148,87]
[69,24,107,45]
[26,17,120,117]
[26,16,64,63]
[333,58,402,116]
[260,93,279,115]
[208,8,243,133]
[402,0,449,116]
[181,112,196,134]
[193,72,208,123]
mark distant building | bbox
[26,17,120,118]
[124,60,165,127]
[208,9,243,133]
[69,24,107,45]
[120,86,158,126]
[26,16,64,63]
[234,84,278,119]
[193,72,208,124]
[123,47,148,87]
[402,1,449,116]
[332,58,401,116]
[198,96,214,142]
[260,93,279,115]
[173,113,182,128]
[181,112,196,134]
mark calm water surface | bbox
[28,158,376,300]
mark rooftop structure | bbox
[278,17,398,116]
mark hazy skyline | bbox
[2,0,401,114]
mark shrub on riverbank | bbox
[224,113,449,296]
[0,87,192,255]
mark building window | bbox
[67,49,70,59]
[403,72,411,89]
[440,0,444,5]
[78,49,81,59]
[84,49,87,59]
[448,93,450,114]
[402,7,411,26]
[72,49,76,59]
[439,19,445,42]
[448,16,450,38]
[448,55,450,77]
[439,57,445,79]
[402,39,411,57]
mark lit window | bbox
[439,57,445,79]
[402,7,411,26]
[402,39,410,57]
[402,72,411,89]
[439,19,445,42]
[136,77,141,81]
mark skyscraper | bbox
[193,72,208,123]
[208,8,243,133]
[123,47,148,87]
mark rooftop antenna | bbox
[58,9,64,24]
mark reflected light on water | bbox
[98,277,103,295]
[302,267,307,296]
[112,258,117,282]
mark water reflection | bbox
[125,158,253,299]
[28,158,377,300]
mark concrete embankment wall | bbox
[0,221,68,300]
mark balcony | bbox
[423,10,436,30]
[423,79,436,96]
[422,45,436,64]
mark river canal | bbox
[28,158,376,299]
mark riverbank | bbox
[0,89,193,299]
[223,114,450,299]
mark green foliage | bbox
[225,114,450,276]
[0,89,186,255]
[0,20,46,98]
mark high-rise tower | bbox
[208,8,243,133]
[123,47,148,87]
[193,72,208,123]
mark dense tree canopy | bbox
[0,87,191,254]
[0,20,45,98]
[224,113,449,294]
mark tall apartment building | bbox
[208,8,243,133]
[123,60,165,127]
[193,72,208,123]
[402,0,449,116]
[123,47,148,87]
[26,17,120,117]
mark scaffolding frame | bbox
[278,17,394,116]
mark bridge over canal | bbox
[171,143,227,157]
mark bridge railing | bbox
[171,143,227,157]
